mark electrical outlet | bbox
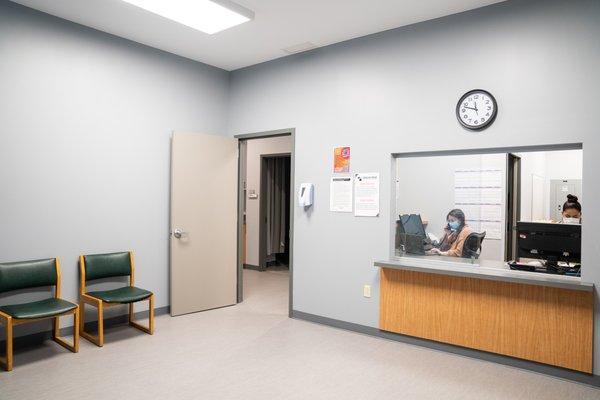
[363,284,371,298]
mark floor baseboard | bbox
[243,263,264,271]
[291,310,600,388]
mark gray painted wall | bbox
[228,0,600,373]
[0,1,229,331]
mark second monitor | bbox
[513,221,581,274]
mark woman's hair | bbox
[563,194,581,213]
[447,208,466,227]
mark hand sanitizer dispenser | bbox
[298,183,314,207]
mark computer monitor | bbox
[516,222,581,267]
[398,214,426,238]
[395,214,427,255]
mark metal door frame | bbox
[234,128,295,317]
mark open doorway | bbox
[236,130,294,315]
[259,154,291,270]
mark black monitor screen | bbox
[517,222,581,263]
[398,214,426,238]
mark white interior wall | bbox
[396,153,506,261]
[244,136,292,266]
[518,150,582,221]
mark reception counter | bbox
[375,256,594,373]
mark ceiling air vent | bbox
[282,42,318,55]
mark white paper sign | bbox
[330,176,353,212]
[354,172,379,217]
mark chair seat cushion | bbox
[87,286,152,303]
[0,298,77,319]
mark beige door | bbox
[170,132,238,316]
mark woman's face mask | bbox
[563,217,581,225]
[448,220,461,231]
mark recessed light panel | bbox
[121,0,253,34]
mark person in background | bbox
[561,194,582,224]
[428,209,474,257]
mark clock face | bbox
[456,90,497,130]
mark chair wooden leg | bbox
[80,299,104,347]
[0,315,13,371]
[52,308,80,353]
[129,294,154,335]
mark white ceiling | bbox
[11,0,505,71]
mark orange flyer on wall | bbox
[333,146,350,173]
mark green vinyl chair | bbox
[79,251,154,347]
[0,258,79,371]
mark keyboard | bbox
[508,262,581,277]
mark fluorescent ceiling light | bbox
[121,0,254,34]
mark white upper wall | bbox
[228,0,600,372]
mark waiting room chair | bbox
[0,258,79,371]
[79,251,154,347]
[462,231,486,259]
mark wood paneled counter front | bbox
[375,257,594,373]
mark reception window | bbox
[393,147,583,267]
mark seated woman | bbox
[428,209,473,257]
[561,194,582,224]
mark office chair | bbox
[462,231,486,259]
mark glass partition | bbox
[393,148,583,270]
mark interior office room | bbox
[0,0,599,398]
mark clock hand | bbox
[474,102,479,115]
[464,106,477,111]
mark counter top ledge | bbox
[375,257,594,292]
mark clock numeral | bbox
[481,118,485,122]
[486,112,490,117]
[474,120,479,125]
[487,106,491,111]
[474,95,479,99]
[463,114,468,119]
[464,102,468,107]
[485,100,490,104]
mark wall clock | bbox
[456,89,497,131]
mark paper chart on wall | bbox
[330,176,353,212]
[454,169,503,240]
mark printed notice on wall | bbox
[333,146,351,173]
[354,172,380,217]
[330,176,353,212]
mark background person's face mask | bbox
[563,217,580,224]
[448,221,461,231]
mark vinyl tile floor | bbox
[1,269,599,400]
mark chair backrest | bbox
[83,252,131,281]
[462,231,486,259]
[0,258,58,294]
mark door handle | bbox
[173,228,187,239]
